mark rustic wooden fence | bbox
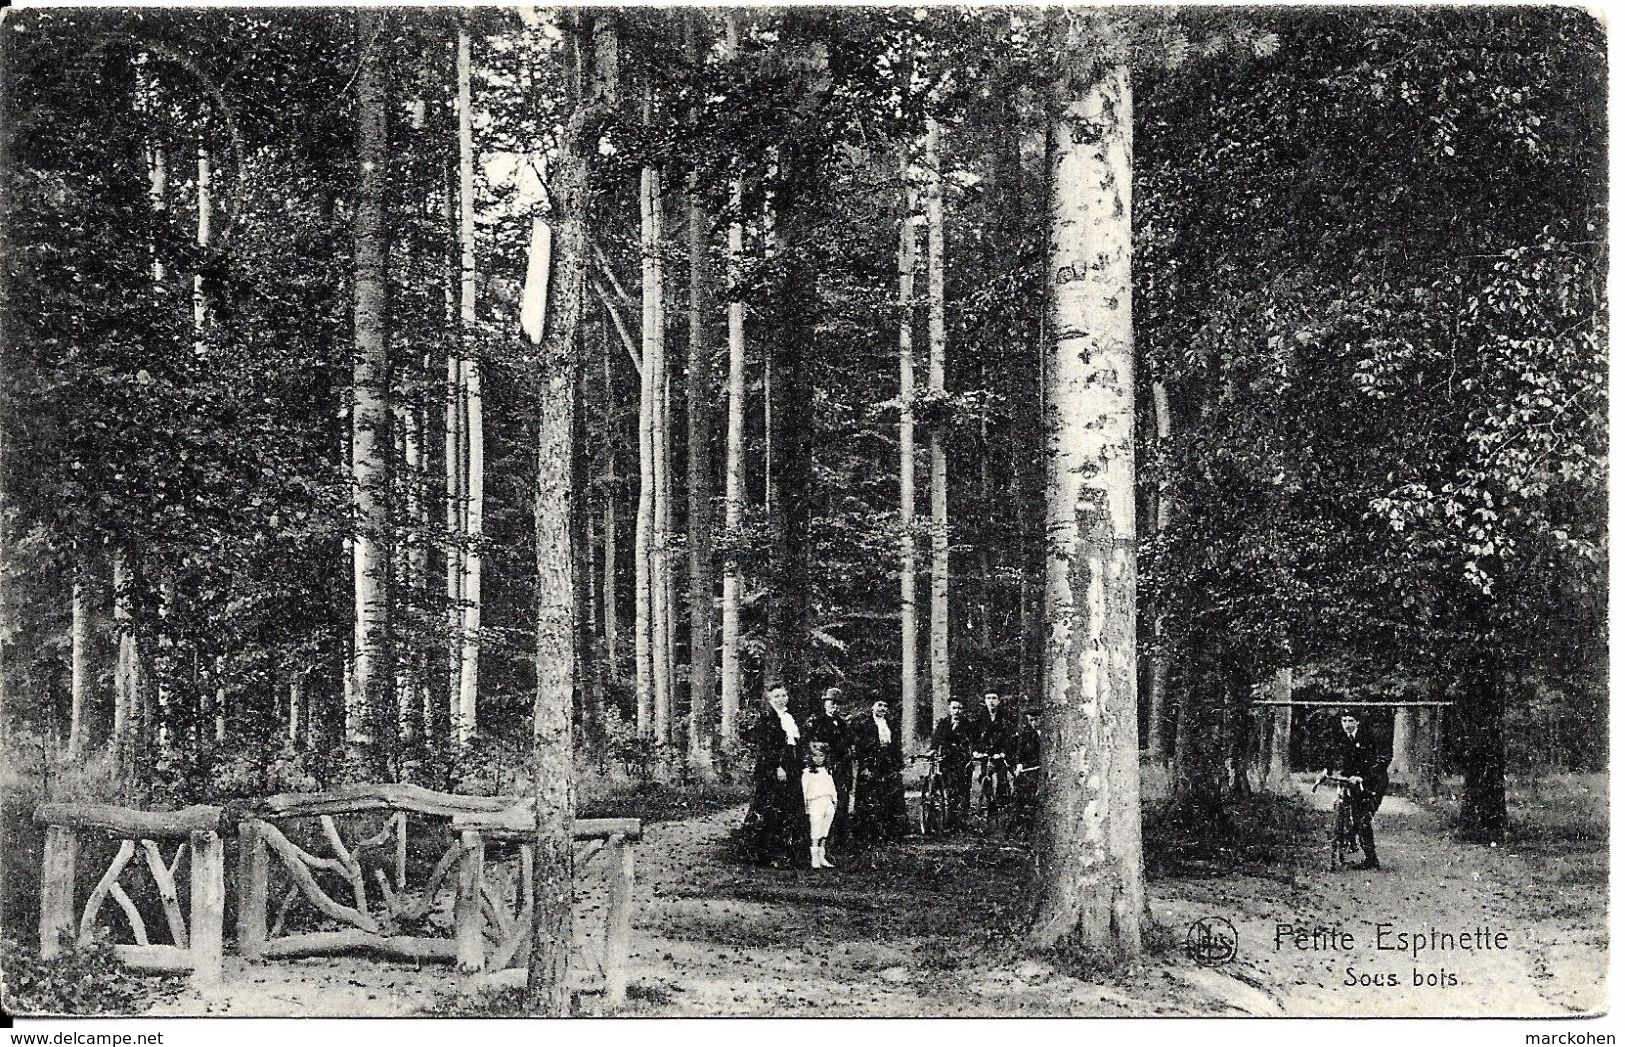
[452,806,640,1003]
[232,784,641,1002]
[34,802,226,985]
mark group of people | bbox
[742,685,1040,870]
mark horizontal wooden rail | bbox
[451,810,642,840]
[250,784,524,820]
[35,803,223,837]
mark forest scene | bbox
[0,4,1607,1020]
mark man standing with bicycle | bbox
[929,699,977,831]
[1325,709,1390,870]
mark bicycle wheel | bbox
[923,777,946,836]
[1331,797,1349,870]
[979,770,996,833]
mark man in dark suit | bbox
[806,687,853,848]
[850,699,906,844]
[929,699,977,830]
[1326,709,1390,870]
[975,692,1018,809]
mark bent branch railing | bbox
[34,802,226,985]
[233,784,641,1002]
[451,808,640,1004]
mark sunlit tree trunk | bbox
[925,118,951,725]
[1031,69,1144,960]
[456,22,484,747]
[527,11,615,1014]
[349,8,392,763]
[112,551,138,783]
[633,171,656,737]
[719,177,747,743]
[897,165,921,745]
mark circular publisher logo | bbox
[1186,916,1238,967]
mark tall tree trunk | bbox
[444,154,467,751]
[456,22,484,746]
[1459,653,1508,842]
[526,11,615,1015]
[1030,70,1143,959]
[633,166,656,736]
[112,551,138,785]
[68,555,89,759]
[925,118,950,725]
[601,322,620,680]
[641,159,672,744]
[897,165,921,744]
[350,8,392,766]
[719,177,747,743]
[761,152,814,701]
[1145,381,1174,761]
[686,177,717,774]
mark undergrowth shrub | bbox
[0,935,185,1016]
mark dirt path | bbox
[150,780,1605,1017]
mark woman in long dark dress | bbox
[745,685,807,867]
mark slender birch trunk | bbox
[601,321,620,678]
[643,160,672,746]
[1146,380,1174,761]
[68,556,89,758]
[686,177,716,773]
[925,118,950,724]
[456,23,483,745]
[444,155,466,747]
[897,168,921,745]
[112,551,137,783]
[719,177,746,742]
[634,165,657,738]
[350,9,392,762]
[1030,69,1143,959]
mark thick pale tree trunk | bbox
[456,24,485,747]
[925,119,950,724]
[686,179,717,774]
[1030,70,1144,959]
[633,173,656,736]
[719,177,747,743]
[526,12,615,1013]
[349,9,392,760]
[1261,668,1294,791]
[897,166,921,745]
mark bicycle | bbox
[912,754,951,836]
[1313,772,1364,871]
[974,753,1012,833]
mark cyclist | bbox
[973,692,1018,810]
[1323,708,1390,870]
[929,699,977,830]
[1009,709,1042,830]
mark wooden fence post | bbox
[235,820,268,958]
[394,811,408,893]
[189,829,225,985]
[39,825,78,960]
[454,830,485,973]
[604,833,634,1005]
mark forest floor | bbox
[145,772,1606,1018]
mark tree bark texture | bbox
[1030,70,1144,960]
[455,22,484,749]
[897,167,921,745]
[350,9,392,762]
[526,10,616,1015]
[925,118,951,726]
[719,177,747,743]
[686,179,717,773]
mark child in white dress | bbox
[803,742,839,869]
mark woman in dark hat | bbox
[744,684,807,867]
